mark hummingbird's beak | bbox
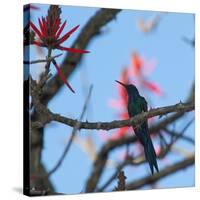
[115,80,127,88]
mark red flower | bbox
[30,20,89,53]
[28,5,90,93]
[130,51,163,96]
[143,80,162,96]
[131,52,143,75]
[29,9,89,53]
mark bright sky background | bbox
[25,4,194,194]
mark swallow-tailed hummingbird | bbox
[115,80,159,174]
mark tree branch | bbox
[23,53,63,65]
[164,128,194,145]
[32,102,194,130]
[125,155,194,190]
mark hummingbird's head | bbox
[115,80,139,96]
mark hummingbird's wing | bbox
[140,96,148,112]
[140,97,159,174]
[139,96,148,136]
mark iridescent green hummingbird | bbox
[115,80,159,174]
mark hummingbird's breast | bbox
[127,97,142,117]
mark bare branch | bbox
[32,102,194,130]
[182,36,195,47]
[164,129,194,145]
[163,117,195,145]
[23,53,63,65]
[158,117,194,158]
[125,155,194,190]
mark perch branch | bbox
[32,102,194,130]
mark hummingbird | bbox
[115,80,159,174]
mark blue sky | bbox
[26,4,194,194]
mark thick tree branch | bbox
[41,8,121,104]
[125,155,194,190]
[32,102,194,130]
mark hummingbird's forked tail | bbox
[144,136,159,175]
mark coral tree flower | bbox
[30,6,89,54]
[130,52,162,96]
[29,5,89,93]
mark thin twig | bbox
[164,130,194,145]
[158,118,194,158]
[47,85,93,177]
[24,53,63,65]
[163,117,195,146]
[182,36,195,47]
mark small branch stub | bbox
[114,171,127,191]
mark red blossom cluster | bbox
[29,18,89,54]
[130,52,162,95]
[26,5,89,93]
